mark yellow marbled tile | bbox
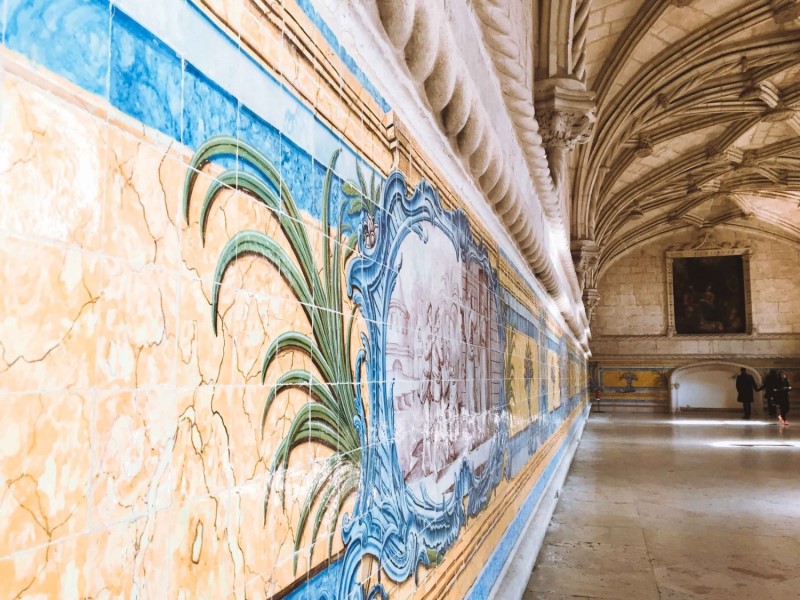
[94,260,179,389]
[0,393,91,558]
[103,127,185,271]
[175,275,238,388]
[0,76,106,252]
[83,517,156,598]
[0,534,89,598]
[92,389,185,526]
[0,237,105,392]
[168,386,239,501]
[210,386,272,483]
[166,494,239,598]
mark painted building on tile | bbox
[2,0,798,598]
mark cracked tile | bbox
[0,76,105,251]
[94,261,179,389]
[0,238,105,392]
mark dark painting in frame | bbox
[666,247,751,336]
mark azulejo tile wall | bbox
[0,0,589,597]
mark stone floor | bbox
[525,413,800,600]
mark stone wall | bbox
[593,228,800,353]
[590,228,800,412]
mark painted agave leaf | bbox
[181,134,369,572]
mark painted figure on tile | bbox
[344,171,508,599]
[524,342,534,419]
[388,224,499,484]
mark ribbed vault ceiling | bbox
[573,0,800,276]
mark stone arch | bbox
[669,361,763,414]
[535,0,590,81]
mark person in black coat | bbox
[763,369,780,417]
[735,368,760,420]
[776,371,792,426]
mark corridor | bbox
[525,414,800,599]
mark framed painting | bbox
[666,247,751,335]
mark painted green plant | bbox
[181,135,373,571]
[342,162,380,218]
[343,162,381,249]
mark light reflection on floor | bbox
[711,440,800,448]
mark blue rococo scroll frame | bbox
[337,171,509,599]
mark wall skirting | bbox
[486,402,589,600]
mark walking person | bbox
[776,371,792,426]
[735,367,759,420]
[763,369,780,417]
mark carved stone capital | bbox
[538,110,595,152]
[535,78,596,152]
[534,78,595,191]
[571,239,601,291]
[583,287,601,321]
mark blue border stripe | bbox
[505,302,540,340]
[294,0,390,113]
[283,556,344,600]
[5,0,111,97]
[110,7,183,140]
[1,0,8,43]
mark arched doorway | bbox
[669,362,763,415]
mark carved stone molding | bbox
[668,231,749,251]
[592,332,800,341]
[591,353,800,361]
[472,0,595,338]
